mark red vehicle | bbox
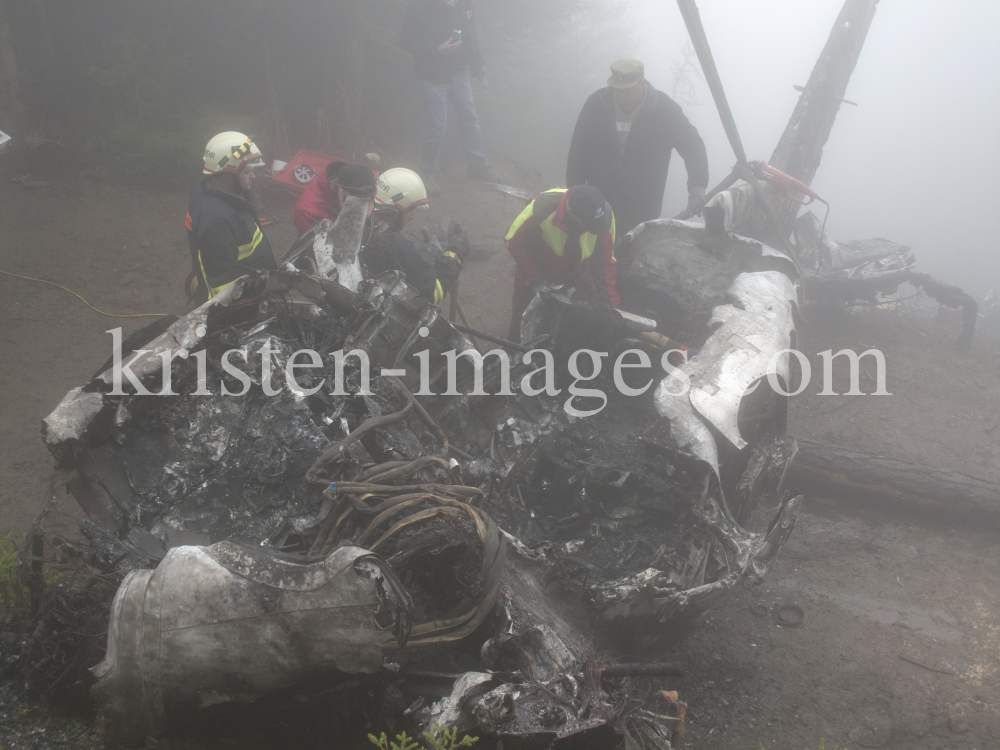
[271,150,345,192]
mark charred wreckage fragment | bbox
[37,192,803,748]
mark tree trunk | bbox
[321,1,365,152]
[256,0,289,156]
[788,438,1000,529]
[0,0,22,120]
[33,0,55,92]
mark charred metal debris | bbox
[33,202,804,747]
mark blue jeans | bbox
[419,70,489,177]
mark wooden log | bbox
[787,438,1000,529]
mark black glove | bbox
[445,226,471,262]
[435,250,463,290]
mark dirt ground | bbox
[1,155,998,749]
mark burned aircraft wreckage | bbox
[30,0,979,746]
[40,191,803,746]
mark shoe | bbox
[424,174,442,198]
[467,164,500,182]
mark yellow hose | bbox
[0,269,167,318]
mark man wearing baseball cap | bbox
[567,58,709,237]
[504,185,618,340]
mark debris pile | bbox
[30,186,806,747]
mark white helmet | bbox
[202,131,263,175]
[374,168,428,213]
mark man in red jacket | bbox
[292,161,347,236]
[504,185,618,340]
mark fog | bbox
[626,0,1000,295]
[3,3,1000,743]
[1,0,996,294]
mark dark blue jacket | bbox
[567,83,709,235]
[361,230,447,303]
[186,179,275,301]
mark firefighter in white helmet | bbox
[361,168,469,305]
[185,131,276,303]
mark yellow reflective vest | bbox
[504,189,619,305]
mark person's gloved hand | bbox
[445,226,471,262]
[686,186,707,217]
[436,229,468,290]
[435,252,463,289]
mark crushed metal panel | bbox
[687,271,798,450]
[42,277,254,465]
[93,544,394,747]
[448,554,622,747]
[620,218,800,343]
[312,196,368,290]
[93,277,247,390]
[654,383,721,473]
[41,387,106,462]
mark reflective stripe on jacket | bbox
[186,178,276,300]
[504,189,619,306]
